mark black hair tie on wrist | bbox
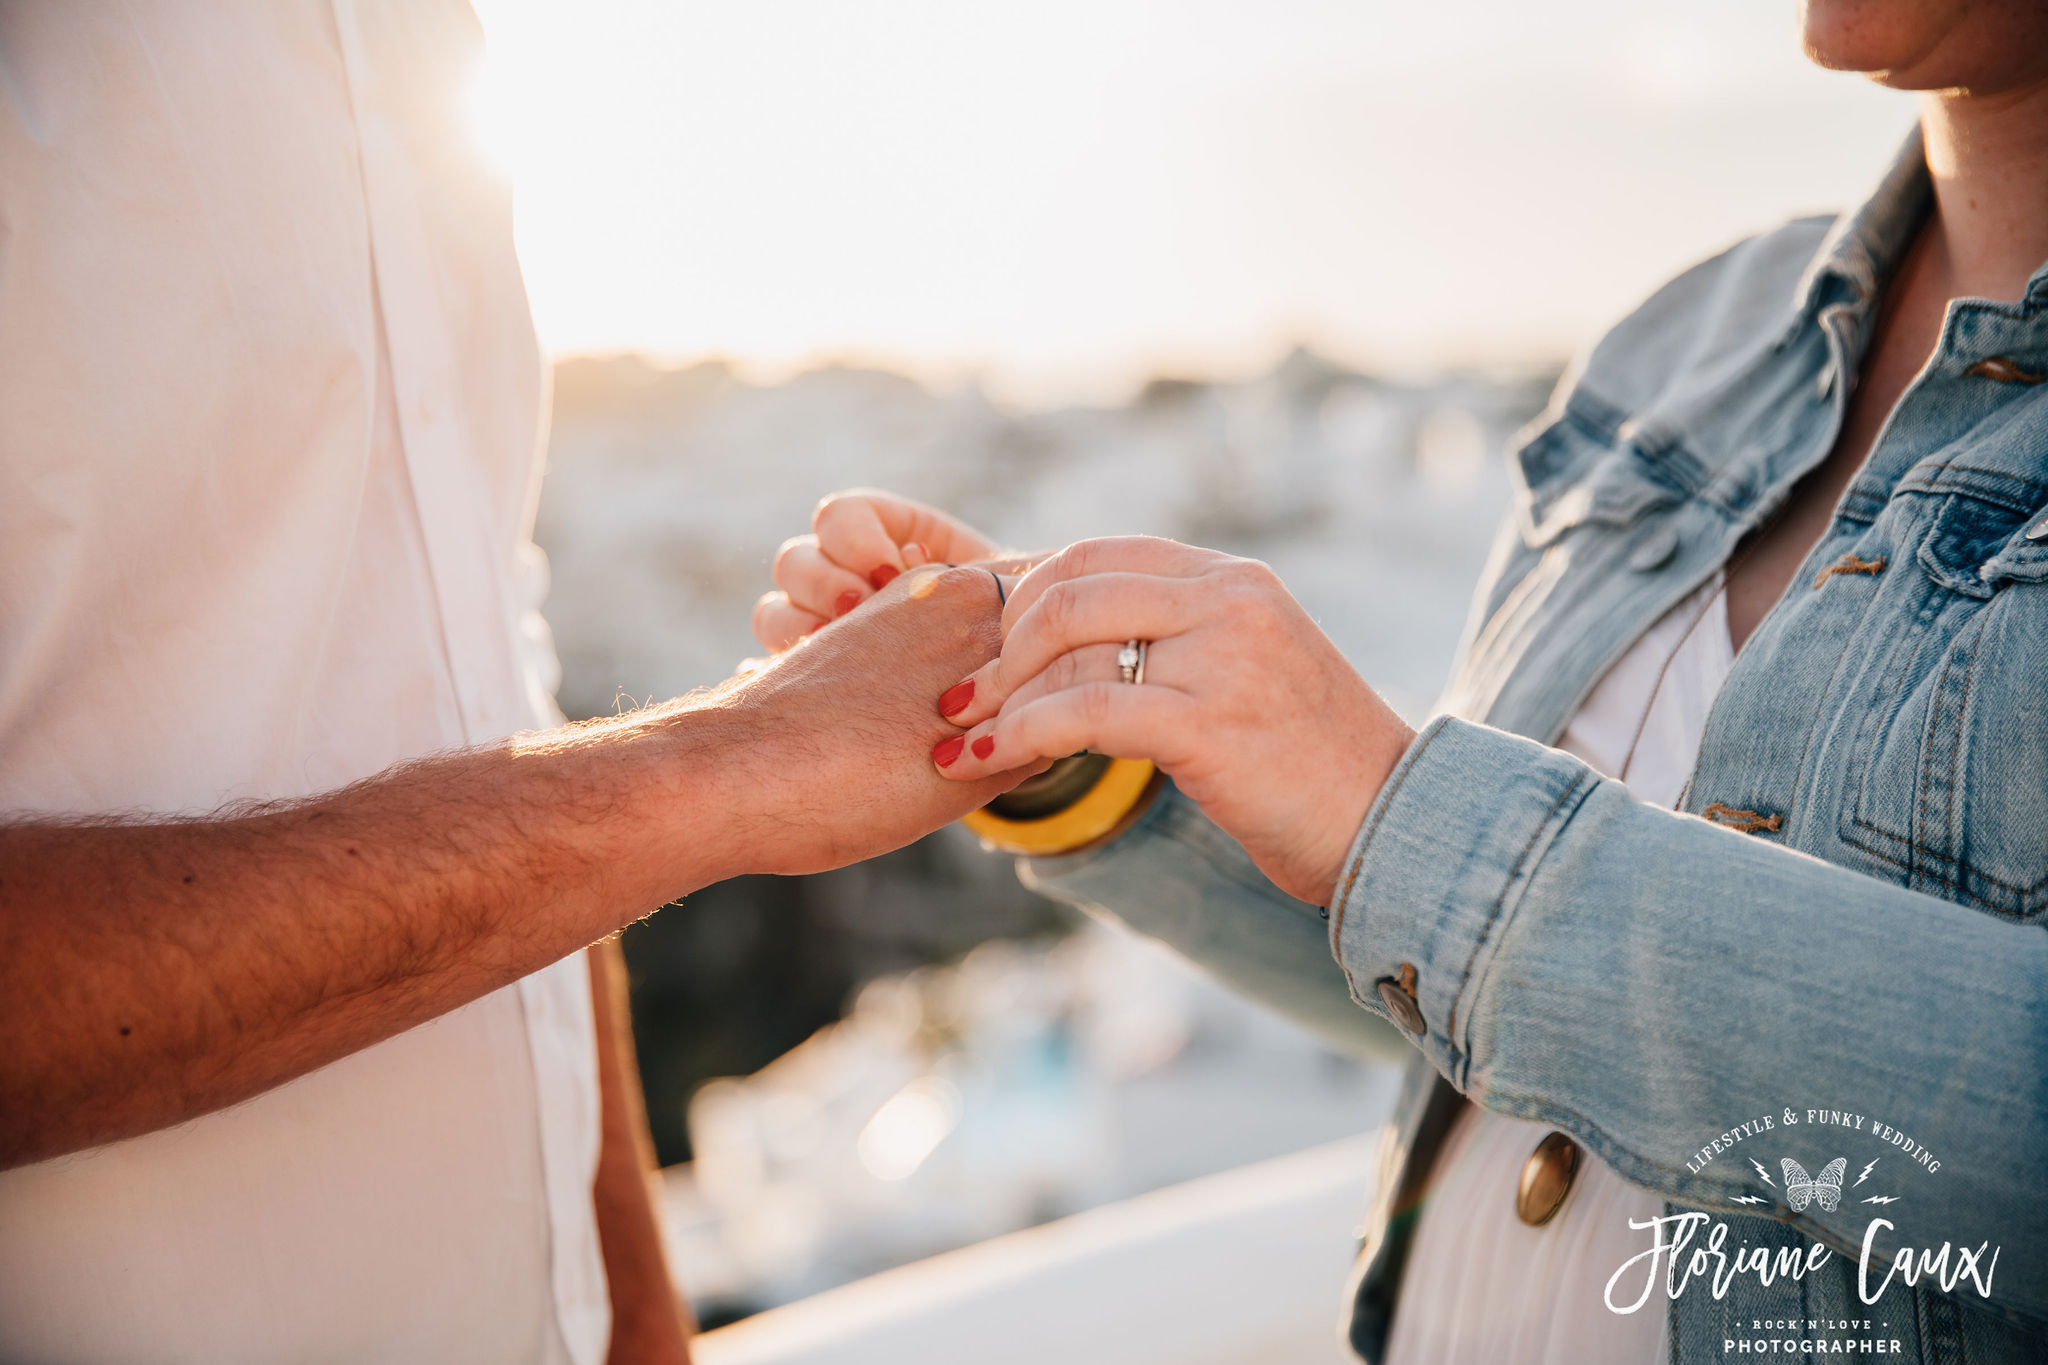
[987,567,1007,607]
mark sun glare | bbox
[466,0,1912,404]
[857,1077,962,1183]
[467,50,522,181]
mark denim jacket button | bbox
[1375,964,1426,1035]
[1628,526,1681,572]
[1516,1131,1582,1226]
[1963,356,2046,386]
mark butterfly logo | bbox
[1781,1157,1847,1212]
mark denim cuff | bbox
[1329,715,1599,1087]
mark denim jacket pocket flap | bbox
[1975,523,2048,590]
[1513,406,1687,549]
[1913,491,2048,598]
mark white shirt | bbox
[1385,575,1736,1365]
[0,5,607,1361]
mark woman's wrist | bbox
[1300,717,1417,908]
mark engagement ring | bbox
[1119,639,1148,685]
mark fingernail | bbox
[903,541,929,565]
[938,679,976,717]
[834,589,862,617]
[869,564,901,590]
[970,735,995,761]
[932,735,965,768]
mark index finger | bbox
[1002,536,1218,636]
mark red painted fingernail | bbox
[971,735,995,761]
[834,589,861,617]
[938,679,976,717]
[869,564,901,590]
[932,735,965,768]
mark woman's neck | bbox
[1919,76,2048,303]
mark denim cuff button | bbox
[1375,963,1425,1035]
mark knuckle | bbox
[929,563,988,599]
[1214,561,1283,620]
[1049,650,1081,691]
[928,567,1005,653]
[1039,580,1077,637]
[1081,683,1114,727]
[1123,533,1179,563]
[1225,556,1280,591]
[773,535,814,574]
[811,492,859,533]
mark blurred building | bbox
[668,925,1401,1323]
[537,347,1553,720]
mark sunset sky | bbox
[468,0,1917,404]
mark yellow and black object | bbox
[961,752,1163,856]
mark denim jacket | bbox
[1019,132,2048,1362]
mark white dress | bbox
[1384,574,1735,1365]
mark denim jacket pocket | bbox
[1511,394,1689,549]
[1839,489,2048,920]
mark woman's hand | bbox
[928,537,1416,907]
[753,490,1001,652]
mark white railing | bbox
[693,1133,1377,1365]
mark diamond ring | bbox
[1118,639,1149,685]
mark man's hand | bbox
[927,537,1415,907]
[754,490,1002,651]
[0,564,1029,1169]
[713,562,1040,877]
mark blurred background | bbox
[467,0,1915,1356]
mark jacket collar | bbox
[1789,126,1934,324]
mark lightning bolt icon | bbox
[1750,1158,1775,1187]
[1862,1195,1899,1205]
[1855,1159,1879,1188]
[1730,1195,1769,1206]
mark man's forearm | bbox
[0,703,747,1170]
[0,561,1018,1171]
